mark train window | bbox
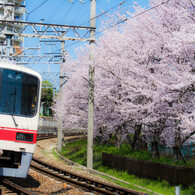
[0,68,39,117]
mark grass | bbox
[59,138,195,195]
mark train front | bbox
[0,63,42,178]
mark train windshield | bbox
[0,68,39,117]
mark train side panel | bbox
[0,62,42,178]
[0,115,39,153]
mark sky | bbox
[23,0,149,81]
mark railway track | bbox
[0,134,144,194]
[36,133,57,141]
[0,134,85,195]
[31,157,145,195]
[0,178,36,195]
[36,132,85,141]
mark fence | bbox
[38,119,87,135]
[38,119,58,134]
[102,153,195,186]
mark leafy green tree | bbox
[41,80,54,116]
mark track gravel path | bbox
[9,137,116,194]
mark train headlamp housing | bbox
[16,133,34,142]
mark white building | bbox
[0,0,25,56]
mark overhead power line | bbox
[63,0,170,49]
[47,0,65,23]
[82,0,128,26]
[96,0,170,35]
[52,0,171,52]
[26,0,48,21]
[69,0,90,25]
[61,3,75,23]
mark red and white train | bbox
[0,61,42,178]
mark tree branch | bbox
[181,130,195,145]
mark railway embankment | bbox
[59,138,195,195]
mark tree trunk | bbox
[132,124,142,151]
[96,127,105,145]
[173,120,181,162]
[151,141,160,158]
[173,146,180,161]
[151,127,162,158]
[116,126,122,148]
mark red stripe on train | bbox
[0,127,37,144]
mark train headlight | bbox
[16,133,34,142]
[16,133,24,140]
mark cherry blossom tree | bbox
[53,0,195,158]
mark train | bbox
[0,61,42,178]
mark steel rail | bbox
[36,132,85,141]
[31,157,145,195]
[0,178,37,195]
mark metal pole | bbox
[87,0,96,169]
[57,41,65,151]
[175,186,181,195]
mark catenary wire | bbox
[95,0,170,35]
[81,0,128,26]
[26,0,48,21]
[63,0,170,49]
[69,0,91,25]
[46,0,66,23]
[52,0,170,53]
[59,1,75,24]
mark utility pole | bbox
[57,41,65,151]
[87,0,96,169]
